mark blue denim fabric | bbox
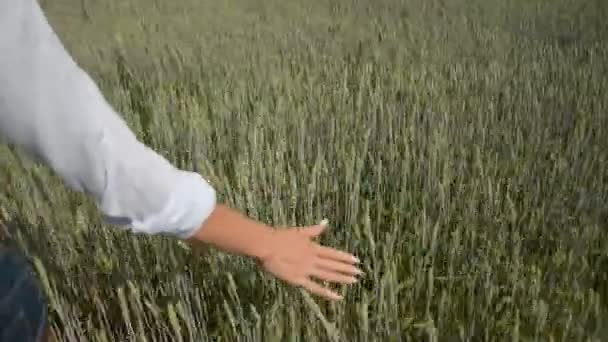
[0,245,48,342]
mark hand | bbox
[259,220,361,301]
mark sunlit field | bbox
[2,0,608,340]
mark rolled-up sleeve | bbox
[0,0,216,238]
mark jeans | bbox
[0,244,49,342]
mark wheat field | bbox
[2,0,608,340]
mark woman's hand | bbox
[192,205,361,301]
[258,220,361,301]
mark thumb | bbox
[300,219,329,238]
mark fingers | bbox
[310,267,358,285]
[299,219,329,238]
[316,245,360,264]
[286,219,362,302]
[299,278,343,301]
[315,258,362,276]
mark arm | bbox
[0,0,215,238]
[0,0,274,249]
[0,0,360,301]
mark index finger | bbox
[316,245,359,264]
[299,278,344,301]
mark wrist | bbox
[250,224,277,262]
[188,204,278,261]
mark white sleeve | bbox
[0,0,217,238]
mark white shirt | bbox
[0,0,217,239]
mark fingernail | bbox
[320,219,329,226]
[353,256,360,263]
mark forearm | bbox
[189,204,276,260]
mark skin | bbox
[3,2,360,339]
[189,204,362,301]
[40,205,360,340]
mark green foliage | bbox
[2,0,608,340]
